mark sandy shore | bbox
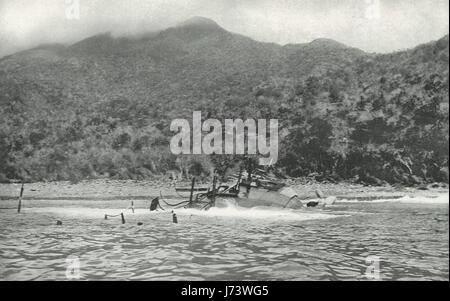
[0,179,448,201]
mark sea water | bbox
[0,194,448,280]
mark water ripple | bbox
[0,200,448,280]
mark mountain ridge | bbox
[0,17,448,184]
[1,17,363,60]
[3,17,448,61]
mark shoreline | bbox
[0,179,448,202]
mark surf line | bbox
[170,111,278,166]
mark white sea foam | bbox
[176,206,342,221]
[337,193,449,204]
[28,207,139,218]
[170,198,344,221]
[27,200,345,222]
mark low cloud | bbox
[0,0,448,57]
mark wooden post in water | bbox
[17,182,24,213]
[247,161,253,193]
[131,201,135,213]
[188,177,196,206]
[121,212,126,224]
[172,211,178,224]
[211,173,217,208]
[236,166,243,192]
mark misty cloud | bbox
[0,0,448,57]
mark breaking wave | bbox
[338,193,449,204]
[177,205,343,222]
[26,197,346,222]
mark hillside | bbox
[0,18,448,185]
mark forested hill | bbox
[0,17,448,185]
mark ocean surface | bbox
[0,193,448,281]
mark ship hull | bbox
[216,185,303,209]
[174,181,310,210]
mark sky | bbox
[0,0,448,57]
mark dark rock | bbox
[417,185,429,190]
[0,173,10,183]
[440,167,449,183]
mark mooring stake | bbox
[188,177,196,206]
[236,167,243,192]
[131,201,135,214]
[104,214,108,220]
[172,211,178,224]
[121,212,126,224]
[211,174,217,207]
[17,181,24,213]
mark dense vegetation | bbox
[0,18,448,185]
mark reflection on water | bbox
[0,196,448,281]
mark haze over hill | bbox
[0,17,448,185]
[1,0,449,57]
